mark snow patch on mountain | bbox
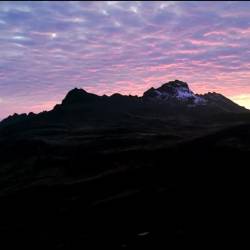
[143,80,207,106]
[176,87,195,99]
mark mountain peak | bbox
[61,87,98,106]
[160,80,189,90]
[66,88,88,97]
[142,79,202,104]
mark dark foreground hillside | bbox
[0,81,249,249]
[0,121,249,249]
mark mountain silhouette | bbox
[0,80,248,131]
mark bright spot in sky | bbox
[130,6,138,13]
[102,9,108,16]
[51,33,57,39]
[160,3,166,9]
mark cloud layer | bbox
[1,1,250,118]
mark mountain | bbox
[61,88,100,105]
[142,80,246,112]
[143,80,206,105]
[0,80,248,130]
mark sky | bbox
[1,1,250,119]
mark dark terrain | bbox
[0,80,249,249]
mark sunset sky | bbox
[1,1,250,119]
